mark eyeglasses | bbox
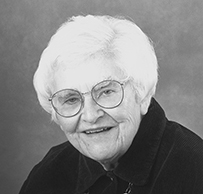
[49,80,125,118]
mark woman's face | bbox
[53,58,145,167]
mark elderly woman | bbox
[19,15,203,194]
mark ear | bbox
[140,95,151,115]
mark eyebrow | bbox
[105,76,114,80]
[68,77,116,93]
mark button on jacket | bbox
[19,99,203,194]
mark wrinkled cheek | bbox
[58,118,79,134]
[118,111,140,136]
[116,110,138,124]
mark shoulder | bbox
[153,120,203,192]
[32,141,79,175]
[43,141,77,161]
[163,120,203,174]
[19,141,79,194]
[166,121,203,191]
[165,120,203,153]
[156,119,203,167]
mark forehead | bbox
[53,58,125,92]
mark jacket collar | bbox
[75,98,167,193]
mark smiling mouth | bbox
[84,127,113,134]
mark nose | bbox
[80,95,104,124]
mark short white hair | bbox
[33,15,158,118]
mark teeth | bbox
[85,127,111,134]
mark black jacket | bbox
[19,99,203,194]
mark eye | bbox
[102,89,114,95]
[63,96,81,105]
[97,89,116,99]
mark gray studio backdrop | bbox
[1,0,203,193]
